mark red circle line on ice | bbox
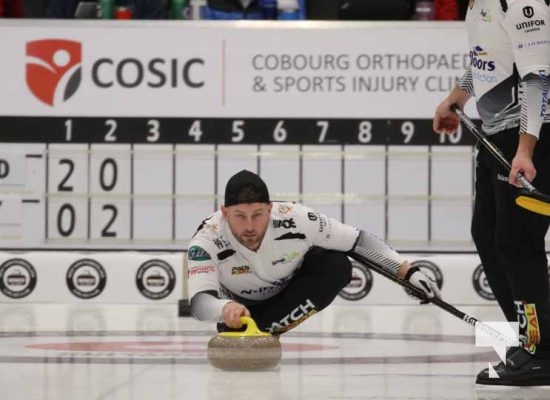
[0,331,497,365]
[26,341,335,353]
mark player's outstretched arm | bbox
[351,230,440,300]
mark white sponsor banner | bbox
[335,254,497,306]
[0,20,472,118]
[0,251,183,303]
[0,251,500,305]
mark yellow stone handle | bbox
[218,316,271,337]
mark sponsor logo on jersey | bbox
[273,218,296,229]
[271,251,300,266]
[240,278,290,296]
[470,46,495,71]
[516,7,546,33]
[278,204,293,214]
[516,19,546,32]
[205,222,218,232]
[471,71,498,83]
[540,70,549,117]
[231,265,251,275]
[480,8,491,22]
[188,265,215,276]
[518,39,550,50]
[306,211,327,233]
[212,237,230,250]
[188,246,211,261]
[318,215,327,233]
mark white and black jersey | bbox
[187,202,405,321]
[459,0,550,136]
[187,202,357,306]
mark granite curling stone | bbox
[207,316,282,371]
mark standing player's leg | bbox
[492,130,550,357]
[471,139,516,321]
[477,129,550,385]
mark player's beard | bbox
[238,230,264,251]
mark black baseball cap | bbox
[224,170,270,207]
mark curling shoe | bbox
[476,347,521,380]
[476,347,550,386]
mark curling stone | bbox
[207,316,281,371]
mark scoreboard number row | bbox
[64,118,463,144]
[2,117,472,145]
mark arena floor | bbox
[0,303,548,400]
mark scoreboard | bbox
[0,116,476,251]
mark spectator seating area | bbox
[0,0,470,20]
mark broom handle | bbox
[348,253,517,346]
[451,105,537,192]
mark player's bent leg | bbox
[249,247,352,334]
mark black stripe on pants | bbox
[249,247,352,334]
[471,125,550,357]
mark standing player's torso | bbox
[466,0,520,130]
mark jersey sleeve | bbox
[504,1,550,138]
[504,0,550,78]
[187,242,220,300]
[457,66,475,96]
[296,205,359,251]
[520,74,549,138]
[350,230,406,275]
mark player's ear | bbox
[221,206,228,218]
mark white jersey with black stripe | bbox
[187,202,359,303]
[459,0,550,136]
